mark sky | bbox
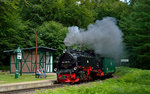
[120,0,130,3]
[76,0,130,6]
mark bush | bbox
[0,66,10,70]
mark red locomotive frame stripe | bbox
[57,66,104,83]
[77,66,104,76]
[57,73,79,83]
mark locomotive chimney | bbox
[66,46,71,52]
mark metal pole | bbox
[15,59,19,79]
[20,60,22,76]
[35,31,38,78]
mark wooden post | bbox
[80,44,82,50]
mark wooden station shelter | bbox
[4,46,56,73]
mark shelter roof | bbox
[4,46,56,53]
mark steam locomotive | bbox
[55,47,115,83]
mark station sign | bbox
[121,59,129,62]
[16,47,22,60]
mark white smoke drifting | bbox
[64,17,124,61]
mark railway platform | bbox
[0,73,56,93]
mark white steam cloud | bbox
[64,17,124,61]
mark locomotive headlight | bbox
[74,67,77,70]
[54,68,57,72]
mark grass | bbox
[37,67,150,94]
[0,72,56,84]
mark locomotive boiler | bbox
[55,47,115,83]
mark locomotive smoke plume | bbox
[64,17,124,62]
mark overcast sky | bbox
[120,0,130,3]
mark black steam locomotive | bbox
[55,47,115,83]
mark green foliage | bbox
[20,0,95,28]
[37,67,150,94]
[0,0,29,67]
[119,0,150,69]
[95,0,128,20]
[38,21,68,57]
[0,66,9,70]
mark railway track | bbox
[0,81,62,94]
[0,75,114,94]
[0,81,98,94]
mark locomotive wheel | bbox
[69,82,75,85]
[89,75,94,81]
[79,71,86,81]
[76,76,80,84]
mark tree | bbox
[20,0,95,28]
[95,0,128,20]
[38,21,68,58]
[119,0,150,69]
[0,0,28,68]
